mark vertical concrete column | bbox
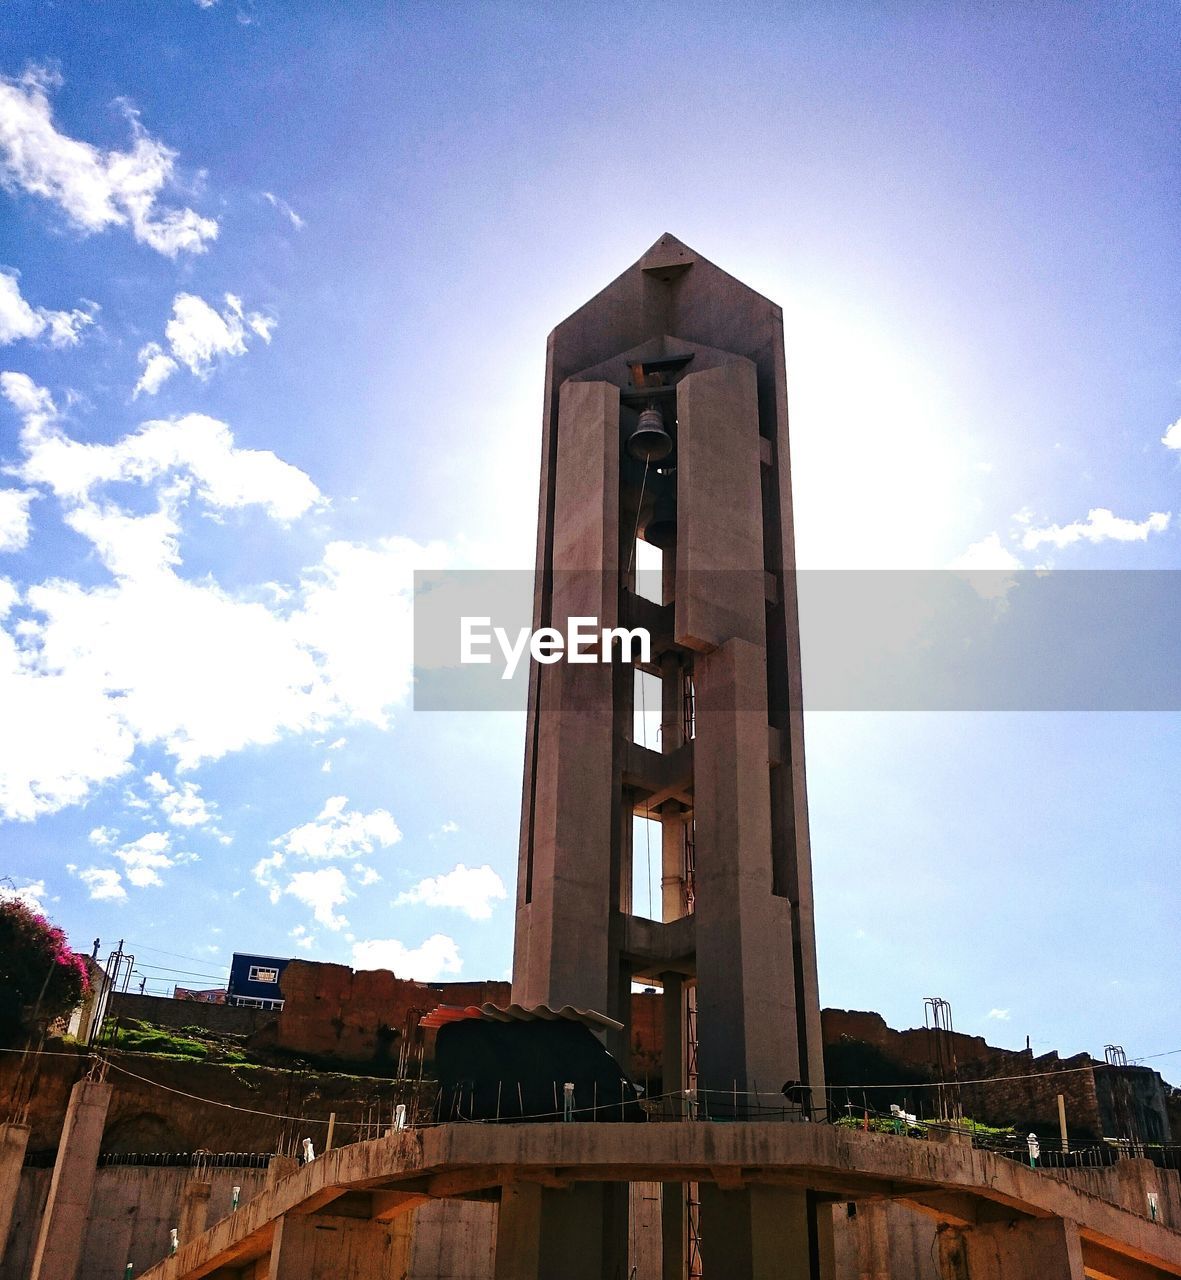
[660,651,686,924]
[178,1180,212,1243]
[513,379,620,1018]
[698,1185,812,1280]
[852,1200,892,1279]
[28,1077,112,1280]
[694,637,800,1106]
[495,1183,627,1280]
[936,1218,1084,1280]
[1114,1158,1166,1225]
[660,1182,686,1280]
[0,1123,30,1262]
[269,1212,403,1278]
[659,973,686,1280]
[266,1154,299,1190]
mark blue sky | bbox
[0,2,1177,1071]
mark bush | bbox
[0,899,90,1047]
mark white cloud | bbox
[1162,418,1181,451]
[986,1008,1011,1021]
[134,293,274,396]
[353,864,381,886]
[273,795,401,861]
[949,532,1023,573]
[395,862,507,920]
[78,866,126,902]
[0,269,94,348]
[0,375,444,819]
[134,293,275,398]
[133,343,178,397]
[352,933,462,981]
[291,536,448,725]
[252,851,285,903]
[289,923,315,950]
[263,191,304,230]
[0,488,34,551]
[0,877,49,913]
[143,771,220,830]
[110,830,193,888]
[327,737,346,750]
[285,867,350,930]
[9,378,319,523]
[0,609,137,818]
[0,66,218,256]
[1020,508,1170,552]
[88,825,117,846]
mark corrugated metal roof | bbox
[419,1001,623,1032]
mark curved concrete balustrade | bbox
[137,1123,1181,1280]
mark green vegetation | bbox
[835,1112,1017,1140]
[103,1017,249,1064]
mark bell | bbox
[626,406,673,463]
[644,494,677,549]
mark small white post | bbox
[301,1137,315,1164]
[394,1103,407,1131]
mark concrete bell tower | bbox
[505,235,825,1279]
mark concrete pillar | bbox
[852,1200,892,1279]
[660,801,685,922]
[658,973,688,1280]
[0,1122,30,1262]
[936,1218,1084,1280]
[698,1185,812,1279]
[178,1180,212,1243]
[494,1182,627,1280]
[631,1181,662,1280]
[269,1212,403,1278]
[660,1184,686,1280]
[28,1077,112,1280]
[266,1154,299,1190]
[812,1192,836,1280]
[1113,1157,1167,1225]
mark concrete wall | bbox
[830,1199,941,1280]
[1060,1159,1181,1229]
[272,962,512,1069]
[108,993,277,1037]
[8,1160,1175,1280]
[1,1049,416,1156]
[408,1199,497,1280]
[2,1166,269,1280]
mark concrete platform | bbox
[137,1123,1181,1279]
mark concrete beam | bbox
[29,1077,112,1280]
[269,1212,404,1279]
[139,1125,1181,1280]
[179,1181,213,1244]
[937,1217,1085,1280]
[0,1122,30,1263]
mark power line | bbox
[129,963,228,982]
[127,941,231,969]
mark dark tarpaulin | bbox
[433,1018,645,1122]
